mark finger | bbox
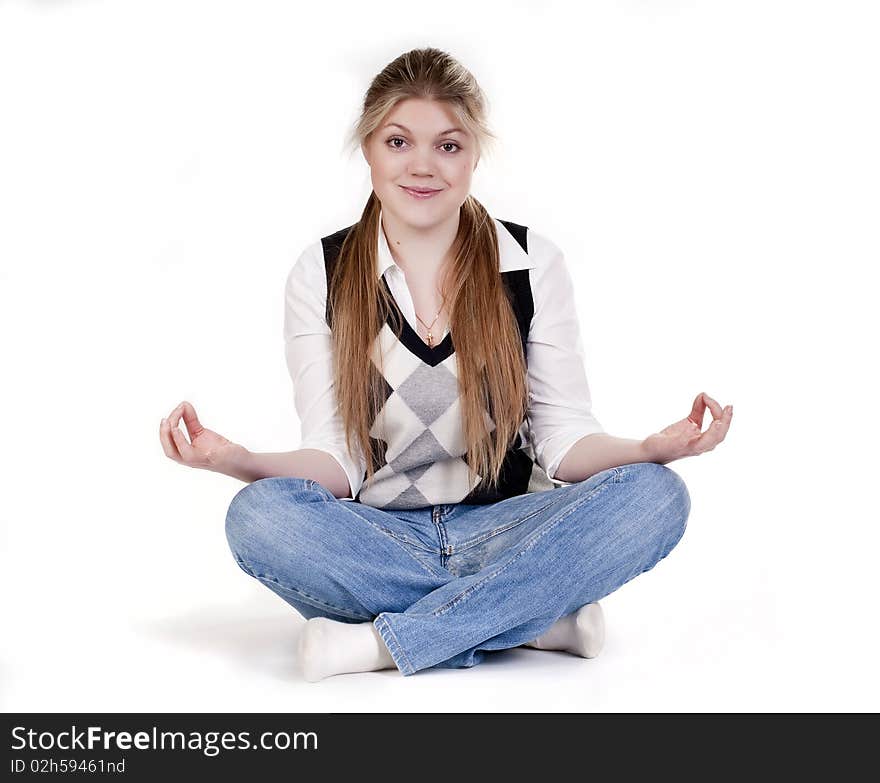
[709,404,733,436]
[180,401,204,439]
[169,423,197,463]
[688,392,706,427]
[159,417,182,462]
[692,407,733,453]
[716,405,733,441]
[167,401,185,429]
[167,401,194,443]
[702,393,724,422]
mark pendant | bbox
[426,331,434,347]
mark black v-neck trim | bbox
[320,219,535,368]
[381,275,454,366]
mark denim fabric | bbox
[224,461,690,676]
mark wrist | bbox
[640,434,671,465]
[216,443,253,481]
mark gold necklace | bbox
[415,295,448,348]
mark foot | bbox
[523,602,605,658]
[296,617,398,682]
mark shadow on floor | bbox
[132,594,309,681]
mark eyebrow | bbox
[381,122,467,137]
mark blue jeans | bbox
[224,461,690,676]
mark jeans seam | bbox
[453,499,558,554]
[301,482,447,575]
[371,524,439,555]
[329,507,447,578]
[374,615,415,676]
[234,553,372,621]
[255,572,373,620]
[308,479,441,556]
[430,470,620,617]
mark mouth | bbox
[400,185,443,200]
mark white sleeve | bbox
[283,241,367,498]
[525,233,605,481]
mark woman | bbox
[159,47,732,681]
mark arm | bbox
[554,391,736,482]
[524,232,608,481]
[159,400,352,497]
[520,231,733,483]
[222,446,352,498]
[160,243,365,500]
[282,242,367,499]
[552,433,651,484]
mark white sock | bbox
[523,602,605,658]
[297,617,397,682]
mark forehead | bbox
[382,97,470,135]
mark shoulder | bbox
[290,220,358,272]
[291,222,360,283]
[527,227,566,269]
[493,217,570,287]
[286,238,326,292]
[320,223,357,258]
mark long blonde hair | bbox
[332,47,529,494]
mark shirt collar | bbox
[376,207,535,279]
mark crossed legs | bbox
[225,462,690,680]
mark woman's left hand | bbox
[642,392,733,465]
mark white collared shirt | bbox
[283,211,604,500]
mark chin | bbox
[398,196,459,222]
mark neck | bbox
[380,207,460,283]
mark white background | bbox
[1,0,877,711]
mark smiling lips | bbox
[400,185,442,200]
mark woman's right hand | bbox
[159,401,245,473]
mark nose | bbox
[408,148,436,178]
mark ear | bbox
[361,141,370,165]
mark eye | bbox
[385,137,461,153]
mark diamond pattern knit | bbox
[320,220,554,509]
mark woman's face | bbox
[362,97,479,230]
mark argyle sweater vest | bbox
[320,220,554,509]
